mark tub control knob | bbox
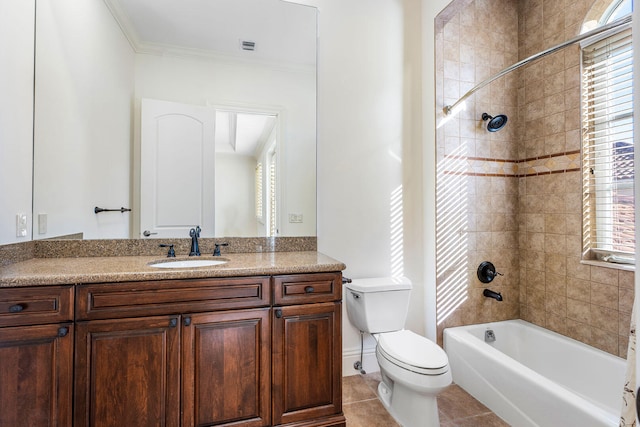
[477,261,502,283]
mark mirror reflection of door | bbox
[140,99,280,238]
[140,99,216,238]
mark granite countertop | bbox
[0,251,346,288]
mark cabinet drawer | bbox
[273,273,342,305]
[76,277,270,320]
[0,286,74,327]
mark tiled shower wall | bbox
[435,0,521,343]
[435,0,634,357]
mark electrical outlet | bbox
[15,213,27,237]
[38,213,47,234]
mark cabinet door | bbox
[182,308,271,427]
[74,316,181,427]
[0,323,73,427]
[272,302,342,425]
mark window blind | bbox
[255,163,263,220]
[582,27,634,261]
[268,152,277,237]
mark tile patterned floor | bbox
[343,373,509,427]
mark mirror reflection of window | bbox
[215,109,278,237]
[267,146,278,237]
[255,163,264,221]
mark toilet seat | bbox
[377,330,449,376]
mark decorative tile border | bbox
[442,150,581,177]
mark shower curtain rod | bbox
[443,14,632,115]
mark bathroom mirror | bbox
[30,0,317,240]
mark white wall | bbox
[0,0,34,244]
[215,153,257,236]
[311,0,450,374]
[33,0,134,239]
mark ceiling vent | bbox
[241,40,256,51]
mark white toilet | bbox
[345,277,452,427]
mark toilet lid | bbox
[378,330,449,375]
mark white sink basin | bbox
[149,259,228,269]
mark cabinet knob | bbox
[169,318,178,328]
[184,317,191,327]
[57,327,68,337]
[304,286,314,293]
[9,304,25,313]
[275,309,282,318]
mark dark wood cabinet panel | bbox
[272,302,343,426]
[182,308,271,427]
[74,316,181,427]
[0,285,73,327]
[273,273,342,306]
[0,323,73,427]
[77,277,270,320]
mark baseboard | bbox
[342,348,379,376]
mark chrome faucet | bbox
[485,329,496,342]
[189,226,201,256]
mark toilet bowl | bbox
[344,277,452,427]
[375,330,452,427]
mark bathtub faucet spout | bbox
[483,289,503,301]
[485,329,496,342]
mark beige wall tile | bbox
[567,298,591,323]
[567,318,591,342]
[546,272,566,295]
[619,287,634,314]
[619,270,634,289]
[434,0,635,357]
[567,276,591,302]
[590,282,619,310]
[590,305,619,334]
[590,266,619,286]
[566,257,590,280]
[590,326,618,354]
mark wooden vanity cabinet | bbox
[272,273,345,427]
[1,271,344,427]
[75,277,271,427]
[0,286,74,427]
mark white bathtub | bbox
[443,320,626,427]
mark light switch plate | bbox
[16,213,27,237]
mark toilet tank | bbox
[345,277,412,333]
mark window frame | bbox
[581,24,635,265]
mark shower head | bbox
[482,113,508,132]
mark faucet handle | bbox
[159,244,176,258]
[213,242,229,256]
